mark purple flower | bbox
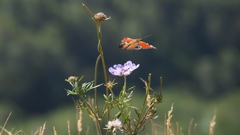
[109,61,139,76]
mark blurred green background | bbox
[0,0,239,134]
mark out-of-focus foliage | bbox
[0,0,239,134]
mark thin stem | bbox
[95,17,110,121]
[109,88,115,100]
[82,2,100,109]
[123,76,127,93]
[147,73,151,89]
[0,112,12,134]
[99,47,108,95]
[159,77,163,99]
[135,103,156,134]
[94,54,101,112]
[82,2,109,100]
[82,3,99,34]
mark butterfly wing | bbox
[121,37,133,43]
[139,41,156,49]
[119,38,142,50]
[119,37,156,50]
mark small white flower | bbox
[106,119,123,133]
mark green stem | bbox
[82,3,109,98]
[95,17,109,121]
[120,76,127,97]
[99,46,108,96]
[94,55,101,112]
[123,76,127,93]
[159,77,163,100]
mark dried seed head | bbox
[94,12,111,23]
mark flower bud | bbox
[66,76,77,82]
[105,79,117,89]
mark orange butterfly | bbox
[119,37,156,50]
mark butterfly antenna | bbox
[140,34,152,40]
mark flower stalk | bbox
[65,3,164,135]
[82,3,110,122]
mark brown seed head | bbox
[94,12,111,23]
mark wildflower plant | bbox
[0,3,218,135]
[65,3,163,135]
